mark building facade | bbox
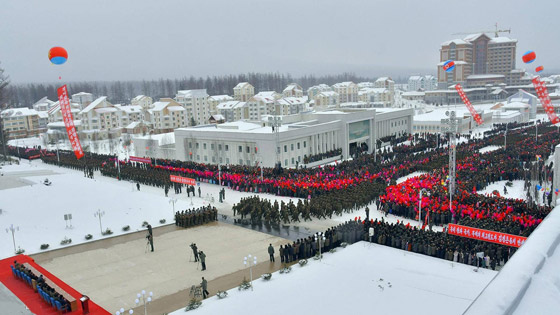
[233,82,255,102]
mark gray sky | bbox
[1,0,559,83]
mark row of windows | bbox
[282,141,307,153]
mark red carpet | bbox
[0,254,110,315]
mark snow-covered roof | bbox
[503,101,530,109]
[73,92,92,96]
[283,83,302,92]
[375,77,393,83]
[252,91,278,103]
[467,74,505,80]
[408,76,422,81]
[37,111,49,119]
[210,114,225,120]
[489,36,517,44]
[209,95,233,102]
[358,88,388,95]
[414,109,472,122]
[47,120,82,128]
[317,91,339,97]
[81,97,108,114]
[234,82,252,89]
[402,91,425,97]
[132,95,148,101]
[277,97,307,105]
[332,81,356,88]
[115,105,142,114]
[1,107,38,117]
[151,101,177,112]
[176,89,208,98]
[307,84,331,92]
[94,107,119,114]
[441,39,470,46]
[465,205,560,315]
[216,101,246,110]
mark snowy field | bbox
[477,179,556,207]
[170,242,497,315]
[0,160,300,259]
[396,171,427,184]
[478,145,502,154]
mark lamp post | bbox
[169,197,177,221]
[315,232,326,260]
[243,254,257,291]
[94,209,105,235]
[115,307,133,315]
[6,224,19,254]
[135,290,153,315]
[418,188,429,228]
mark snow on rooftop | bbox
[81,96,108,113]
[1,107,38,117]
[467,74,505,79]
[170,242,496,315]
[441,38,470,46]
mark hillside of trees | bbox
[6,72,404,107]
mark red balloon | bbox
[535,65,544,73]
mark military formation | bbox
[175,205,218,228]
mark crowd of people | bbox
[175,205,218,228]
[303,148,342,164]
[12,260,72,311]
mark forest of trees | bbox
[5,72,405,107]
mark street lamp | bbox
[315,232,326,260]
[115,307,133,315]
[418,188,430,228]
[169,197,177,221]
[94,209,105,235]
[6,224,19,254]
[135,290,153,315]
[243,254,257,291]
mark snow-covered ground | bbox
[0,160,300,259]
[477,179,556,207]
[396,171,427,184]
[170,242,496,315]
[478,145,502,154]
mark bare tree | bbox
[0,62,10,160]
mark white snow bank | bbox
[171,242,496,315]
[464,205,560,315]
[478,145,502,154]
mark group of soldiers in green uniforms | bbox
[175,205,218,228]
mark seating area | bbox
[11,260,76,313]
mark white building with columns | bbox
[133,108,413,167]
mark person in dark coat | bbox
[279,245,284,263]
[191,243,199,262]
[201,277,209,299]
[268,244,275,262]
[147,234,154,252]
[198,186,201,197]
[199,251,207,270]
[136,182,140,191]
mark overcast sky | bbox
[1,0,558,83]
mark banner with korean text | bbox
[455,84,484,125]
[532,77,560,124]
[129,156,152,164]
[170,175,196,186]
[448,224,527,248]
[57,85,84,159]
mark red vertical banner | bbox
[532,77,560,124]
[455,84,484,125]
[57,85,84,159]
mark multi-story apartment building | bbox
[314,91,339,108]
[408,75,437,91]
[71,92,94,109]
[131,95,153,110]
[175,89,209,126]
[78,97,123,135]
[438,33,517,88]
[332,82,358,103]
[276,97,308,116]
[282,83,303,97]
[233,82,255,101]
[149,99,186,133]
[208,95,233,115]
[0,107,44,140]
[216,101,247,122]
[358,88,392,107]
[307,84,332,100]
[247,91,281,120]
[32,97,56,112]
[115,105,143,127]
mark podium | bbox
[80,295,90,314]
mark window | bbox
[196,155,200,160]
[284,159,288,166]
[291,157,295,164]
[203,143,206,149]
[291,144,294,151]
[212,157,215,162]
[246,146,250,153]
[239,159,243,165]
[297,142,300,149]
[247,160,250,165]
[284,145,287,153]
[304,141,306,148]
[226,158,230,164]
[211,144,214,150]
[225,145,229,151]
[219,157,223,163]
[204,156,207,161]
[196,143,199,149]
[238,146,242,152]
[218,144,222,151]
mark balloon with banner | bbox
[455,84,483,125]
[531,77,560,124]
